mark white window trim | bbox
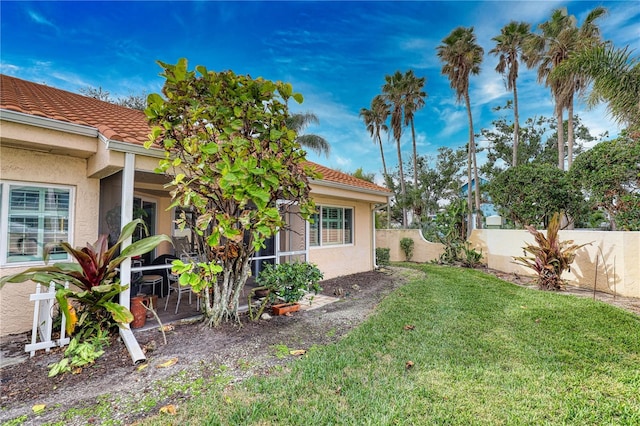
[310,204,354,248]
[0,181,75,267]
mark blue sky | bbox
[1,1,638,181]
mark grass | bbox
[140,264,639,424]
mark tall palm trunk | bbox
[556,104,565,170]
[396,137,407,228]
[513,82,520,166]
[377,134,389,181]
[410,120,418,190]
[567,96,575,169]
[464,92,475,236]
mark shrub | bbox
[513,212,591,290]
[400,238,415,261]
[376,248,390,266]
[249,262,323,320]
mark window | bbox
[1,182,73,264]
[309,206,353,247]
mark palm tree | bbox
[401,70,427,193]
[437,26,484,234]
[526,7,606,170]
[360,95,391,182]
[382,71,409,228]
[287,112,331,157]
[554,44,640,129]
[490,21,531,167]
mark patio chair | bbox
[135,259,164,298]
[164,258,199,314]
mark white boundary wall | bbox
[469,229,640,298]
[376,229,444,263]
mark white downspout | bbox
[118,152,146,364]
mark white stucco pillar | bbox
[119,152,135,309]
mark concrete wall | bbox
[1,147,100,336]
[376,229,445,263]
[469,229,640,298]
[309,196,376,280]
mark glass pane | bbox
[10,187,40,211]
[44,188,70,211]
[6,185,71,263]
[309,213,320,246]
[344,208,353,244]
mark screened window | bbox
[309,206,353,247]
[2,183,72,264]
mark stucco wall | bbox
[1,147,100,336]
[309,197,375,280]
[376,229,445,263]
[469,229,640,298]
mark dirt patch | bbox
[0,268,402,425]
[1,266,638,425]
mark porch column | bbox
[118,152,146,364]
[119,152,135,309]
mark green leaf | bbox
[104,301,134,324]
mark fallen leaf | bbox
[404,324,415,331]
[32,404,46,413]
[159,404,177,415]
[405,360,414,370]
[289,349,307,356]
[535,318,541,323]
[137,363,149,371]
[520,305,527,309]
[157,358,178,368]
[160,325,175,332]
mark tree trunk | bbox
[567,96,575,169]
[396,136,407,228]
[512,83,520,167]
[557,104,565,171]
[465,92,482,232]
[464,93,473,237]
[204,256,251,327]
[377,133,389,180]
[411,119,419,226]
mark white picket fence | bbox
[26,282,70,357]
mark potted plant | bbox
[248,262,323,319]
[0,219,171,373]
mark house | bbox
[460,177,499,226]
[0,74,391,337]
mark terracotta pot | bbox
[271,303,300,316]
[130,295,147,328]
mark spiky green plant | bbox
[513,212,591,290]
[0,219,171,335]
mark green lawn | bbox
[144,264,640,425]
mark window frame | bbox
[0,181,74,266]
[309,204,354,247]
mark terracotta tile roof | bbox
[1,74,149,144]
[1,74,390,195]
[306,162,390,194]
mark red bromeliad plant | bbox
[513,212,591,291]
[0,219,171,336]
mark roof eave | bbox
[310,178,393,198]
[104,138,165,158]
[0,109,97,137]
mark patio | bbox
[131,274,339,332]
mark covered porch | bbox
[100,150,311,331]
